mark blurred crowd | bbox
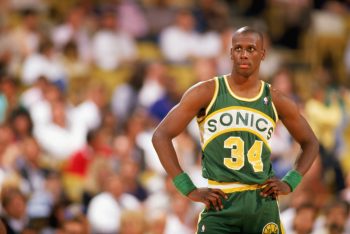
[0,0,350,233]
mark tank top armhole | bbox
[205,76,219,115]
[196,77,219,123]
[272,102,279,123]
[267,83,279,123]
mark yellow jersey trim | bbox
[208,179,266,193]
[224,75,264,102]
[272,102,279,123]
[202,127,272,151]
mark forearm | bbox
[293,139,319,175]
[152,130,183,178]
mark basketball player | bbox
[152,26,319,233]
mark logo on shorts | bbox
[262,222,279,234]
[201,224,205,232]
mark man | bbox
[152,26,319,233]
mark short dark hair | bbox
[232,26,264,45]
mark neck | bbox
[227,74,262,99]
[229,73,260,88]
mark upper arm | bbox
[271,89,317,147]
[154,80,215,138]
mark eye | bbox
[234,46,242,52]
[247,47,256,52]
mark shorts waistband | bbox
[208,180,265,193]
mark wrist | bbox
[172,172,197,196]
[282,170,303,192]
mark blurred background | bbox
[0,0,350,233]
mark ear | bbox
[230,48,233,60]
[261,49,266,60]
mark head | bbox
[175,9,195,32]
[9,108,33,138]
[21,137,40,164]
[324,200,349,234]
[293,203,318,234]
[104,173,124,199]
[120,210,146,234]
[230,26,265,78]
[1,187,27,219]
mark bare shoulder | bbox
[181,77,216,109]
[270,87,299,120]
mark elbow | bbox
[152,130,160,147]
[152,128,166,147]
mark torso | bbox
[197,75,279,184]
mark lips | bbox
[239,64,249,69]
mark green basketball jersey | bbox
[197,75,278,184]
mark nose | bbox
[240,49,248,58]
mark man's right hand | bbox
[187,188,228,211]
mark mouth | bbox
[239,64,249,69]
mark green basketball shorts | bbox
[196,189,284,234]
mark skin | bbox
[152,26,319,211]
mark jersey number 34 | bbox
[223,136,263,172]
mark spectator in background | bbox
[159,9,200,64]
[148,75,181,122]
[0,186,29,234]
[119,210,147,234]
[34,98,86,160]
[0,18,14,76]
[193,0,230,33]
[115,0,149,39]
[65,128,112,180]
[28,81,63,127]
[112,111,147,170]
[21,40,67,88]
[291,203,318,234]
[316,200,350,234]
[119,159,148,201]
[0,77,19,124]
[164,193,196,234]
[59,40,90,80]
[9,108,33,141]
[111,61,147,127]
[8,8,42,60]
[138,60,167,109]
[304,81,345,194]
[59,215,89,234]
[20,76,48,110]
[51,4,91,63]
[87,173,140,234]
[345,37,350,81]
[73,81,107,133]
[91,9,137,71]
[15,137,47,195]
[259,32,284,81]
[281,189,317,233]
[270,68,301,179]
[146,210,167,234]
[0,124,16,187]
[144,0,177,41]
[193,58,217,82]
[160,8,221,64]
[82,157,114,213]
[216,26,234,75]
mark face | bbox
[294,207,316,234]
[230,32,265,78]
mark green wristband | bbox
[172,172,197,196]
[282,170,303,192]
